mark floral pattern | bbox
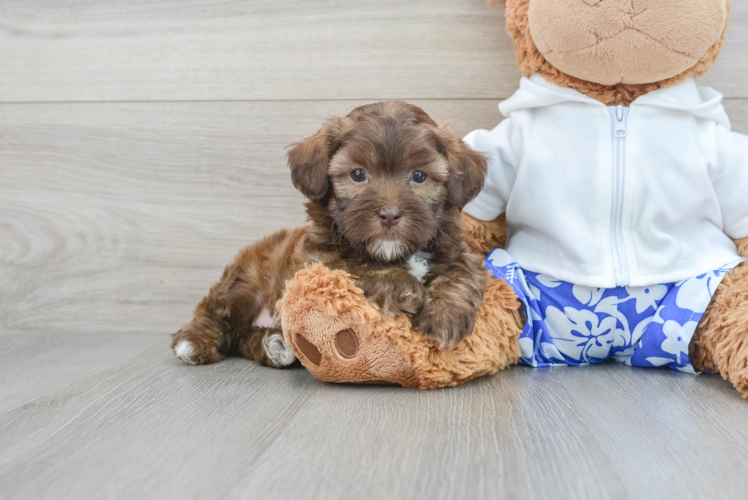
[485,249,744,373]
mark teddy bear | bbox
[276,0,748,396]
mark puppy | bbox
[172,101,488,367]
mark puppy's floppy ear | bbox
[432,125,488,210]
[287,116,350,202]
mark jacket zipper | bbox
[609,105,630,286]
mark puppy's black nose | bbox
[378,207,403,228]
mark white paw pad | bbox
[262,333,296,367]
[174,340,198,365]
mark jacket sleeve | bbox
[461,118,519,222]
[713,125,748,240]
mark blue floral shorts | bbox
[484,249,745,373]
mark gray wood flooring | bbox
[2,332,748,500]
[2,1,748,498]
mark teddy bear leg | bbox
[277,264,524,389]
[277,264,422,387]
[690,261,748,398]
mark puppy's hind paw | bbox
[262,333,297,367]
[172,339,222,365]
[171,322,223,365]
[174,340,198,365]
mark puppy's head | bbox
[288,101,487,263]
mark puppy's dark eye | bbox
[411,170,427,184]
[350,168,368,183]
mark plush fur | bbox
[274,0,748,397]
[691,240,748,396]
[172,102,489,366]
[278,260,523,389]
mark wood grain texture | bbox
[1,0,746,102]
[0,0,519,102]
[0,99,503,335]
[557,367,748,500]
[2,99,747,336]
[0,333,746,500]
[2,1,748,498]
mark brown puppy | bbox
[172,101,488,367]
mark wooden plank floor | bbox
[1,332,748,500]
[1,0,747,101]
[2,0,748,499]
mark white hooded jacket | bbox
[463,74,748,288]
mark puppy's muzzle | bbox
[378,207,403,228]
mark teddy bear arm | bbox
[461,212,507,257]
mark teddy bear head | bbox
[491,0,730,105]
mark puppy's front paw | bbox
[393,278,427,314]
[414,300,476,349]
[369,276,426,316]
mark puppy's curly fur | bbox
[172,101,488,366]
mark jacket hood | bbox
[499,74,731,130]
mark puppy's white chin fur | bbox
[369,239,408,262]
